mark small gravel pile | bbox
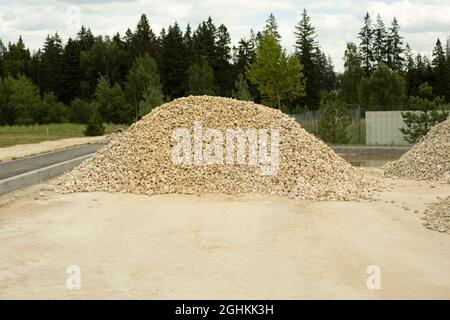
[383,119,450,183]
[423,196,450,234]
[55,96,380,200]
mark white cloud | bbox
[0,0,448,71]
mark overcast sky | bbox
[0,0,449,72]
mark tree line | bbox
[0,11,449,127]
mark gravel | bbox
[423,196,450,234]
[55,96,380,201]
[383,119,450,183]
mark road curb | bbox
[0,154,92,196]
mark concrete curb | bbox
[0,154,92,196]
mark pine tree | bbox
[192,17,217,66]
[318,91,352,144]
[263,13,281,41]
[60,38,81,104]
[359,63,406,110]
[247,33,305,109]
[160,22,188,98]
[233,38,256,75]
[94,76,133,124]
[214,24,233,96]
[187,56,216,96]
[400,82,449,143]
[294,9,321,109]
[340,42,364,104]
[387,17,404,71]
[125,53,164,118]
[40,33,64,98]
[84,111,105,136]
[130,14,159,60]
[372,15,387,68]
[232,74,253,101]
[138,85,165,117]
[431,38,450,102]
[3,36,32,78]
[8,75,41,125]
[358,12,374,75]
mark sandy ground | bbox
[0,169,449,299]
[0,136,107,162]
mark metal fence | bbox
[290,106,363,144]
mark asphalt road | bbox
[0,144,103,180]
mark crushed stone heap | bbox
[55,96,380,200]
[423,196,450,234]
[383,119,450,183]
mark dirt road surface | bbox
[0,169,449,299]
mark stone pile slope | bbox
[55,96,380,200]
[423,196,450,234]
[384,119,450,183]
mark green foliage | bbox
[340,42,364,104]
[94,77,133,124]
[232,74,254,101]
[318,92,352,144]
[359,63,406,110]
[358,12,374,75]
[294,9,322,109]
[69,98,92,123]
[84,111,105,136]
[36,92,70,124]
[160,23,188,98]
[40,33,64,99]
[247,34,305,109]
[400,82,449,143]
[7,75,41,125]
[187,56,216,95]
[387,17,404,71]
[80,36,127,99]
[2,36,31,78]
[125,53,163,110]
[263,13,281,41]
[138,85,166,117]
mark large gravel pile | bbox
[423,196,450,234]
[55,96,380,200]
[383,119,450,183]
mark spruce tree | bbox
[431,39,450,102]
[263,13,281,41]
[84,111,105,136]
[130,14,159,61]
[340,42,364,104]
[372,15,387,68]
[187,56,216,96]
[125,53,163,117]
[247,33,305,109]
[214,24,233,96]
[232,74,253,101]
[318,92,351,144]
[401,82,449,143]
[160,23,188,98]
[294,9,321,109]
[61,38,81,104]
[387,17,404,71]
[3,36,32,78]
[358,12,374,75]
[359,63,406,110]
[40,33,64,98]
